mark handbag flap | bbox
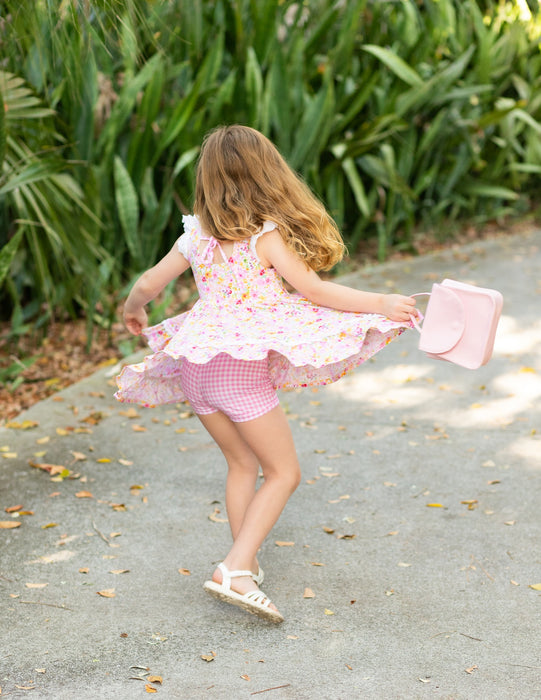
[418,284,466,354]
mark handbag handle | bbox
[409,292,430,333]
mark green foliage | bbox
[0,0,540,334]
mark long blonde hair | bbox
[194,125,345,271]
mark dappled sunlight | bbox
[508,435,541,469]
[326,309,541,432]
[327,363,439,409]
[493,315,541,360]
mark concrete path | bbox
[1,230,540,699]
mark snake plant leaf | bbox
[114,155,140,263]
[0,228,23,287]
[0,88,5,170]
[362,45,423,87]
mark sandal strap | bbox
[245,590,272,608]
[217,562,254,590]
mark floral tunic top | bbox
[115,215,411,406]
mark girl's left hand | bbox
[124,307,148,335]
[382,294,418,322]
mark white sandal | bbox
[203,563,283,623]
[252,566,264,586]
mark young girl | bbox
[116,125,417,623]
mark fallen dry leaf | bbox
[426,503,445,508]
[528,583,541,591]
[303,588,315,599]
[79,568,89,574]
[110,569,130,575]
[80,411,105,425]
[111,504,126,512]
[6,420,39,430]
[29,461,67,476]
[119,408,140,418]
[0,521,21,529]
[208,507,228,523]
[5,505,23,513]
[324,609,334,615]
[241,674,250,681]
[25,582,48,589]
[178,568,191,576]
[465,665,478,674]
[275,541,294,547]
[147,676,162,684]
[132,424,147,432]
[145,685,157,694]
[97,589,116,598]
[75,491,93,499]
[201,652,216,662]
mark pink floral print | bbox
[115,215,411,406]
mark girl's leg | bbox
[197,410,260,568]
[198,405,301,606]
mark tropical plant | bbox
[0,69,105,333]
[0,0,540,337]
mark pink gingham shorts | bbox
[179,353,279,422]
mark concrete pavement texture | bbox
[1,229,540,700]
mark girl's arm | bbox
[123,243,190,335]
[257,229,417,322]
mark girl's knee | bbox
[265,463,301,494]
[290,466,302,492]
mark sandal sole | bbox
[203,581,284,623]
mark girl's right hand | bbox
[123,307,148,335]
[381,294,418,322]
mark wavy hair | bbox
[194,125,345,271]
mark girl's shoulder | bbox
[177,214,202,260]
[182,214,202,239]
[249,220,279,262]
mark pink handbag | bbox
[411,279,503,369]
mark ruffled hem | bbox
[114,319,411,406]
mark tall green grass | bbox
[0,0,540,334]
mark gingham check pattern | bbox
[180,353,279,422]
